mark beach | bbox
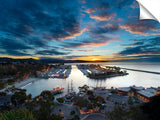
[0,77,39,92]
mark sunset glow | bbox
[0,0,159,62]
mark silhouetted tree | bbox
[141,95,160,120]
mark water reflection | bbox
[23,63,160,97]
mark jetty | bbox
[121,67,160,75]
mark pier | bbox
[121,67,160,75]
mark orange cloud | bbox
[76,50,109,52]
[80,42,109,47]
[90,12,116,21]
[131,52,160,56]
[85,8,96,13]
[119,24,160,36]
[62,28,88,40]
[78,37,121,47]
[90,15,112,21]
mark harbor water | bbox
[22,62,160,97]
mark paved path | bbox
[82,113,107,120]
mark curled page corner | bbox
[136,0,160,23]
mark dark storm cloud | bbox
[62,34,121,48]
[112,0,134,9]
[120,42,144,47]
[0,38,31,50]
[118,37,160,55]
[0,0,81,56]
[0,37,31,56]
[91,24,119,34]
[36,49,69,55]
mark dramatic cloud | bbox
[90,12,116,21]
[91,24,119,34]
[36,49,68,55]
[120,42,144,47]
[120,20,160,36]
[0,37,32,56]
[118,37,160,56]
[0,0,160,61]
[62,36,121,48]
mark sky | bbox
[0,0,160,62]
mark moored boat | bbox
[50,87,64,95]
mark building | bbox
[137,90,156,102]
[150,87,160,95]
[118,87,130,95]
[130,85,145,96]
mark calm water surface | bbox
[22,62,160,97]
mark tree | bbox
[34,101,54,120]
[128,96,133,105]
[128,105,147,120]
[73,115,80,120]
[0,92,6,96]
[88,95,96,102]
[78,85,89,93]
[40,90,54,101]
[107,106,128,120]
[141,95,160,120]
[87,90,93,95]
[11,89,27,107]
[96,96,105,103]
[70,110,75,115]
[0,109,36,120]
[87,103,93,109]
[56,98,64,103]
[107,105,147,120]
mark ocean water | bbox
[22,62,160,97]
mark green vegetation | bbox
[78,84,89,93]
[0,109,36,120]
[70,110,75,115]
[0,63,59,89]
[11,89,28,107]
[106,105,147,120]
[141,95,160,120]
[128,96,134,105]
[107,95,160,120]
[87,90,93,95]
[56,98,64,103]
[75,85,105,111]
[40,90,54,101]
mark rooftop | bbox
[145,88,157,93]
[118,87,130,92]
[138,90,156,98]
[130,85,144,90]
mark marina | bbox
[37,65,71,78]
[77,64,128,79]
[21,62,160,98]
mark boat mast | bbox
[67,82,70,94]
[71,80,73,93]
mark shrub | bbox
[70,110,75,115]
[56,98,64,103]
